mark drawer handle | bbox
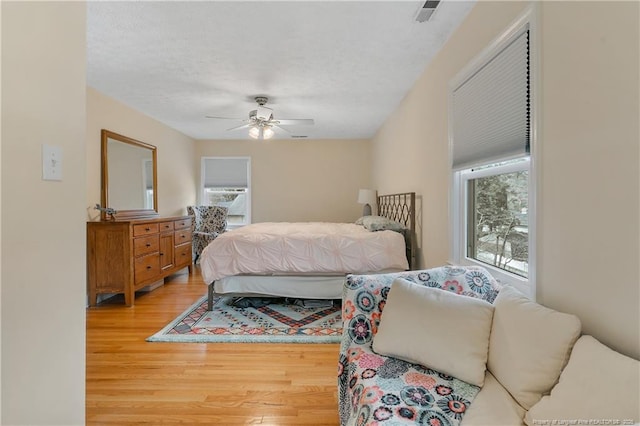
[146,266,152,270]
[160,252,164,256]
[145,227,150,231]
[145,243,151,247]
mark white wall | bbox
[196,139,372,223]
[371,1,639,359]
[1,2,87,424]
[0,0,3,417]
[372,1,530,270]
[87,88,197,219]
[537,0,639,360]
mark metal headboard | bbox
[377,192,416,269]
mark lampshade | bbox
[357,189,377,216]
[357,189,376,205]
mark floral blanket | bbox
[338,266,501,426]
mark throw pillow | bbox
[372,278,495,387]
[487,285,581,410]
[525,335,640,425]
[361,215,405,232]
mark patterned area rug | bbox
[147,295,343,343]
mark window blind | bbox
[203,158,249,188]
[452,28,530,170]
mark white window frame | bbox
[449,5,538,298]
[200,156,252,228]
[452,158,531,295]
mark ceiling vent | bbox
[415,0,440,23]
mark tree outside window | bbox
[468,170,528,277]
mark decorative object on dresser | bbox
[94,203,117,217]
[186,205,228,264]
[87,216,193,307]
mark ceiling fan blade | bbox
[273,118,315,126]
[272,124,291,133]
[205,116,244,120]
[226,123,252,131]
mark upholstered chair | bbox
[187,205,228,263]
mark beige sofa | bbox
[338,266,639,425]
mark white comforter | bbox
[200,222,409,284]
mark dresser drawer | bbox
[175,243,192,267]
[174,229,192,245]
[174,218,192,230]
[134,254,160,283]
[133,223,159,237]
[134,235,159,257]
[159,221,174,233]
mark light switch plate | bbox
[42,144,63,181]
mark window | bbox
[450,10,535,294]
[201,157,251,227]
[464,159,529,278]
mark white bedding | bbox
[212,275,346,299]
[200,222,409,284]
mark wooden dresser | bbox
[87,216,192,307]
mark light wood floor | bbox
[86,267,341,425]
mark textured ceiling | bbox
[87,1,475,140]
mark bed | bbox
[199,192,416,310]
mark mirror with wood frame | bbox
[100,129,158,220]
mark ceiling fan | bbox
[206,96,314,140]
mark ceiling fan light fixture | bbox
[248,126,261,139]
[263,126,275,140]
[248,124,274,140]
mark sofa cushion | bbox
[488,285,581,410]
[461,371,526,425]
[525,335,640,425]
[373,278,495,386]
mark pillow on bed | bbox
[357,215,405,232]
[373,278,494,387]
